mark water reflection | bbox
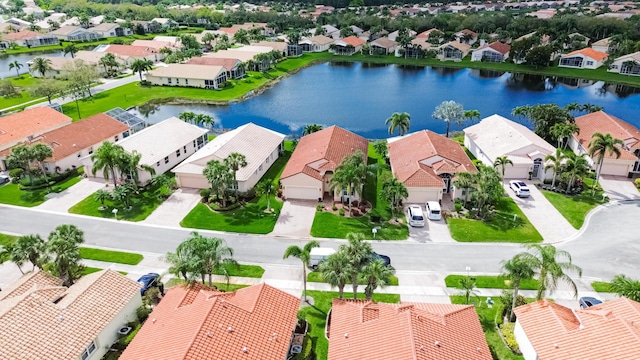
[506,73,556,91]
[469,69,506,78]
[556,77,596,90]
[329,61,355,67]
[430,66,464,76]
[361,62,387,69]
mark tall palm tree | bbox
[189,232,237,287]
[99,53,119,77]
[63,44,78,58]
[609,274,640,302]
[493,155,513,183]
[302,124,323,136]
[119,150,155,186]
[340,232,373,299]
[165,239,198,282]
[501,256,535,321]
[329,150,371,214]
[550,122,579,149]
[255,178,274,211]
[283,240,320,303]
[48,224,85,286]
[91,142,126,188]
[516,244,583,300]
[318,250,352,299]
[31,143,52,188]
[563,153,590,191]
[588,132,624,193]
[464,109,481,123]
[224,152,247,198]
[203,160,232,207]
[13,234,49,271]
[544,149,566,188]
[29,57,53,78]
[453,171,475,206]
[178,111,196,124]
[131,58,153,81]
[433,100,465,138]
[381,176,408,221]
[385,112,411,136]
[6,144,35,185]
[8,60,22,77]
[360,259,393,300]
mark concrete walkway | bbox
[143,188,201,227]
[599,175,640,201]
[503,180,577,242]
[271,200,316,237]
[36,178,106,212]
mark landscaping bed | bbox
[165,278,249,292]
[445,274,539,290]
[68,186,167,222]
[307,271,399,286]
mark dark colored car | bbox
[137,273,164,295]
[372,252,391,267]
[579,296,602,309]
[0,175,9,186]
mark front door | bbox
[532,158,542,178]
[440,173,452,193]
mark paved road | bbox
[0,201,638,280]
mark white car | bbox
[407,205,425,227]
[509,180,530,198]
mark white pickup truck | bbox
[309,247,336,269]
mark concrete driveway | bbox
[36,178,106,212]
[143,188,201,227]
[504,180,577,242]
[270,200,317,237]
[599,175,639,201]
[408,217,455,243]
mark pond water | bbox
[0,50,66,79]
[131,62,640,139]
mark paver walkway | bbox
[36,178,105,212]
[503,180,577,242]
[599,175,640,201]
[143,188,201,227]
[271,200,316,237]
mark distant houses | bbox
[49,25,100,41]
[608,51,640,76]
[471,41,510,62]
[559,48,608,69]
[0,29,58,48]
[437,41,471,61]
[146,64,228,89]
[330,36,366,56]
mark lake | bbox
[130,62,640,139]
[0,50,66,79]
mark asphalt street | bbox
[0,201,638,280]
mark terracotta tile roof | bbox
[388,130,476,188]
[186,56,241,71]
[0,270,140,360]
[306,35,334,45]
[514,298,640,360]
[131,39,175,50]
[121,283,300,360]
[0,107,71,150]
[217,27,239,35]
[416,28,439,39]
[0,113,129,160]
[564,48,608,61]
[2,29,42,41]
[574,111,639,160]
[105,44,158,57]
[477,41,511,55]
[457,29,478,37]
[341,36,366,47]
[371,37,397,49]
[328,299,491,360]
[281,126,369,180]
[0,270,62,301]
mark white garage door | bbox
[177,174,210,189]
[406,188,440,203]
[286,186,320,200]
[601,162,630,177]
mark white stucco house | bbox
[83,117,208,184]
[388,130,476,203]
[558,48,608,69]
[0,270,141,360]
[174,123,285,191]
[471,41,511,62]
[568,111,640,177]
[146,64,228,89]
[280,126,368,201]
[299,35,334,52]
[464,114,556,180]
[608,51,640,76]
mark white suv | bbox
[407,205,425,227]
[509,180,530,198]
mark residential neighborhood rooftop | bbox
[574,111,640,160]
[186,57,240,71]
[2,29,42,40]
[147,63,226,80]
[0,107,72,149]
[564,48,608,61]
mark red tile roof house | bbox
[120,283,300,360]
[471,41,511,62]
[567,111,640,177]
[0,269,142,360]
[388,130,476,204]
[327,299,492,360]
[0,113,130,174]
[0,107,72,171]
[330,36,366,56]
[1,29,59,47]
[513,298,640,360]
[455,29,479,45]
[559,48,608,69]
[280,126,368,201]
[103,44,163,67]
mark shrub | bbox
[332,204,338,211]
[136,305,151,322]
[635,178,640,189]
[110,38,125,44]
[9,168,23,181]
[454,202,462,212]
[118,323,142,349]
[199,188,211,202]
[500,322,520,353]
[316,204,324,212]
[501,290,527,322]
[339,208,345,216]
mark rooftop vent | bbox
[241,347,248,353]
[344,333,348,338]
[152,318,156,323]
[206,331,212,338]
[434,341,440,347]
[227,326,234,333]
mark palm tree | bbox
[131,58,153,81]
[550,122,579,149]
[283,240,320,303]
[381,176,408,221]
[201,32,216,50]
[385,112,411,136]
[119,150,155,186]
[165,241,197,282]
[94,189,111,209]
[91,142,126,188]
[203,160,232,206]
[453,171,475,206]
[360,259,393,300]
[563,153,590,191]
[433,100,465,138]
[493,155,513,183]
[588,132,624,193]
[255,178,275,211]
[458,276,479,304]
[48,224,84,286]
[544,148,566,188]
[609,274,640,302]
[224,152,247,198]
[318,250,352,299]
[6,144,35,185]
[30,143,53,189]
[12,234,49,271]
[372,140,388,160]
[188,232,237,287]
[516,244,583,300]
[194,113,214,128]
[63,44,78,58]
[302,124,323,136]
[178,111,196,124]
[8,60,22,77]
[501,256,535,321]
[29,57,53,78]
[340,232,373,299]
[99,53,119,77]
[464,109,481,123]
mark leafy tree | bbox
[549,122,580,149]
[563,153,590,191]
[94,189,111,208]
[29,57,52,77]
[302,124,323,136]
[29,79,64,104]
[458,276,479,304]
[91,142,127,188]
[381,176,408,221]
[512,104,575,141]
[516,244,582,300]
[433,100,465,138]
[544,148,566,188]
[360,259,393,300]
[609,274,640,302]
[8,60,22,77]
[493,155,513,183]
[233,28,250,45]
[6,144,35,185]
[224,152,248,198]
[372,140,388,160]
[470,165,503,219]
[340,232,373,299]
[201,32,216,50]
[318,250,352,299]
[453,171,474,206]
[119,150,155,186]
[0,80,19,98]
[525,45,553,68]
[12,234,49,271]
[330,150,370,214]
[131,58,153,81]
[63,43,78,58]
[48,224,85,286]
[31,143,53,188]
[588,132,624,193]
[385,112,411,136]
[99,53,120,77]
[501,256,535,321]
[179,34,201,51]
[203,160,232,206]
[255,178,275,211]
[63,60,100,97]
[284,240,320,302]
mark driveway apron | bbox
[599,175,640,201]
[271,200,316,237]
[36,178,105,213]
[143,188,201,227]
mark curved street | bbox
[1,200,638,281]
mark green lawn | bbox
[448,197,543,243]
[217,264,265,278]
[0,74,71,111]
[541,190,605,229]
[591,281,612,293]
[79,247,143,265]
[68,188,166,222]
[83,266,128,275]
[445,274,539,290]
[450,296,524,360]
[307,271,399,286]
[0,183,47,207]
[310,212,409,240]
[300,290,401,360]
[0,233,18,247]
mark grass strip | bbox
[308,271,399,286]
[445,274,539,290]
[79,247,143,265]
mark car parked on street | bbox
[137,273,164,295]
[509,180,531,198]
[372,252,391,267]
[579,296,602,309]
[0,174,9,186]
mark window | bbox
[259,165,263,172]
[115,135,119,142]
[164,156,169,164]
[193,140,196,148]
[167,78,172,84]
[81,341,97,360]
[176,149,181,157]
[183,145,187,153]
[185,78,189,85]
[77,152,82,158]
[176,78,180,85]
[266,157,270,164]
[586,60,594,66]
[88,147,93,154]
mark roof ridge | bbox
[183,292,223,358]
